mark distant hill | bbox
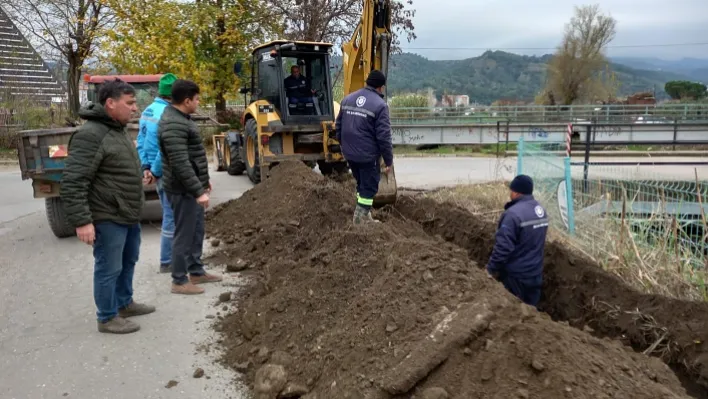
[332,51,699,104]
[609,56,708,83]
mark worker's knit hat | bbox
[366,70,387,88]
[159,73,178,97]
[509,175,534,195]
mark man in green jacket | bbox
[61,78,156,334]
[158,79,222,295]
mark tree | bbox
[1,0,113,117]
[103,0,280,114]
[664,80,707,100]
[266,0,416,53]
[544,4,617,105]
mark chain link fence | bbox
[518,138,708,298]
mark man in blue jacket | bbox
[136,73,177,273]
[486,175,548,306]
[335,70,393,224]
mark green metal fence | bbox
[518,137,708,273]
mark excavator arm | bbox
[341,0,392,95]
[338,0,396,206]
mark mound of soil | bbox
[393,195,708,396]
[206,161,690,398]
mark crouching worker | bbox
[335,70,393,224]
[486,175,548,307]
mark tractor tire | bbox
[243,119,261,184]
[227,137,246,176]
[45,197,75,238]
[318,160,350,176]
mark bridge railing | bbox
[389,103,708,124]
[517,137,708,299]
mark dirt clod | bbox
[193,368,205,378]
[254,364,287,397]
[419,387,449,399]
[219,292,232,303]
[165,380,178,389]
[278,382,309,398]
[207,161,695,399]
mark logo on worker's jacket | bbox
[534,205,545,218]
[356,96,366,107]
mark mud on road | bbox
[205,161,708,399]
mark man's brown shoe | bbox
[189,273,223,285]
[171,282,205,295]
[118,301,156,318]
[97,316,140,334]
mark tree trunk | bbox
[215,91,227,117]
[66,54,81,120]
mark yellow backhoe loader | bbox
[212,0,397,206]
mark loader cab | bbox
[239,40,334,125]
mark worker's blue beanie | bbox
[510,175,533,195]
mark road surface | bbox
[0,156,705,398]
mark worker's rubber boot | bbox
[97,316,140,334]
[353,205,367,225]
[365,210,381,223]
[171,282,205,295]
[118,301,156,318]
[190,273,223,285]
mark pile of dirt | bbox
[393,195,708,396]
[206,161,691,398]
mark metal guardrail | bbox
[202,103,708,125]
[390,122,708,146]
[389,103,708,124]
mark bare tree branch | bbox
[543,4,617,105]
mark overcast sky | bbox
[400,0,708,60]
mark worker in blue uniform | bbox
[335,70,393,224]
[486,175,548,306]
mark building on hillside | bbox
[440,94,470,107]
[0,7,66,105]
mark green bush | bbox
[389,94,430,120]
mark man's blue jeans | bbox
[93,221,141,322]
[156,178,174,266]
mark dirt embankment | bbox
[205,161,699,399]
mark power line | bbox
[400,42,708,50]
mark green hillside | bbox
[332,51,695,104]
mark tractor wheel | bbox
[227,136,246,176]
[243,119,261,184]
[318,160,349,176]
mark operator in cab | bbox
[284,65,314,103]
[486,175,548,307]
[335,69,393,225]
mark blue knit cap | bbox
[509,175,533,195]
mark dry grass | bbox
[420,177,708,302]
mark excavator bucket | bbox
[373,157,397,207]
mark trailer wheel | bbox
[45,197,75,238]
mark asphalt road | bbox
[0,155,705,398]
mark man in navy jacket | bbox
[486,175,548,306]
[335,70,393,224]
